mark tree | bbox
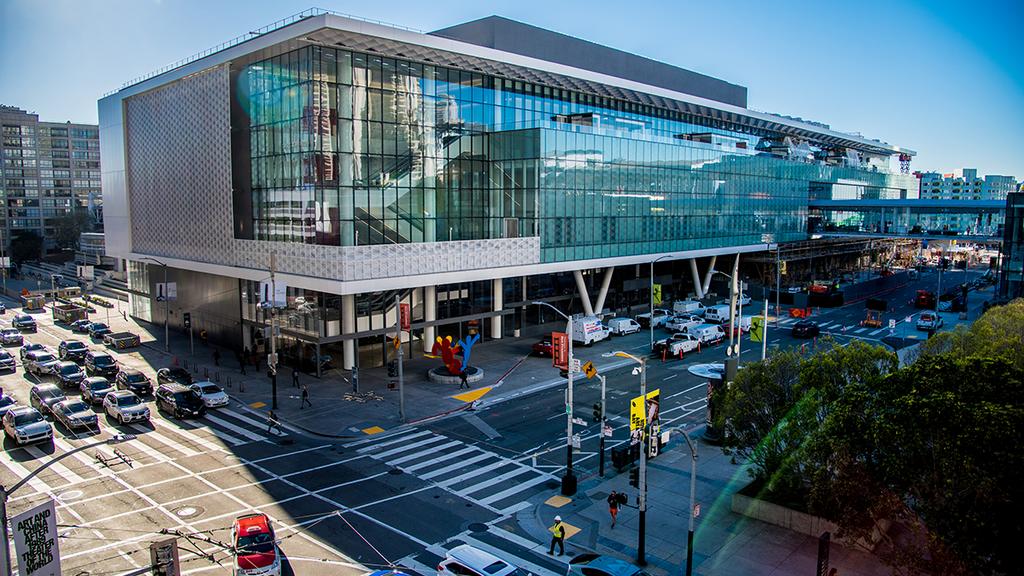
[918,299,1024,370]
[53,209,92,250]
[9,230,43,264]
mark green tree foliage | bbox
[918,298,1024,369]
[53,209,92,250]
[9,230,43,264]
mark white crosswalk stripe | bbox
[150,417,227,454]
[855,327,868,333]
[870,328,886,335]
[20,445,86,484]
[202,413,267,442]
[126,423,201,458]
[220,408,286,437]
[354,429,431,452]
[437,459,510,488]
[404,446,477,473]
[419,452,494,480]
[0,452,51,494]
[388,441,462,466]
[778,318,795,325]
[460,467,531,495]
[479,475,550,506]
[373,435,450,459]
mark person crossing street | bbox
[300,383,312,409]
[547,515,565,556]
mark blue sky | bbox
[1,0,1021,178]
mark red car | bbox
[232,513,280,575]
[531,339,554,356]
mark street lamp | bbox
[1,434,135,576]
[650,255,674,350]
[665,426,699,576]
[609,350,649,565]
[139,256,170,353]
[532,301,577,496]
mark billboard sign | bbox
[155,282,177,302]
[259,280,287,308]
[399,303,411,331]
[629,389,661,431]
[552,332,569,370]
[11,499,61,576]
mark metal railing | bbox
[102,7,424,97]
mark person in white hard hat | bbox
[548,515,565,556]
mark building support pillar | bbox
[689,259,704,299]
[424,285,437,346]
[593,268,614,315]
[342,294,356,370]
[573,270,595,317]
[491,278,503,339]
[702,255,718,295]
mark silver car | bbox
[24,350,60,377]
[0,329,22,346]
[2,406,53,446]
[52,399,99,432]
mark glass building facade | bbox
[230,45,916,262]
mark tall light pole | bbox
[140,256,170,353]
[650,255,673,350]
[1,434,135,576]
[610,350,648,565]
[714,269,742,358]
[532,301,576,495]
[665,426,699,576]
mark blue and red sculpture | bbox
[428,333,479,374]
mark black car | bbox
[55,361,86,388]
[155,383,206,419]
[115,368,153,396]
[58,340,89,362]
[156,367,194,386]
[89,323,112,340]
[12,314,37,332]
[84,350,119,377]
[791,320,820,338]
[0,350,15,372]
[29,384,66,416]
[71,319,92,334]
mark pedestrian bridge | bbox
[808,197,1005,242]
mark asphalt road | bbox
[0,266,990,575]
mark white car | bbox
[103,390,150,424]
[24,350,60,376]
[717,294,752,306]
[636,309,671,329]
[664,314,702,333]
[190,381,229,408]
[438,544,527,576]
[916,312,944,331]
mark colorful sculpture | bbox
[428,333,480,374]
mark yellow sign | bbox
[582,361,597,379]
[392,337,401,350]
[780,260,787,276]
[652,283,662,305]
[750,316,764,343]
[630,389,660,431]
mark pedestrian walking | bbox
[266,410,282,434]
[238,352,247,375]
[300,383,312,409]
[607,490,621,528]
[459,369,469,390]
[547,515,565,556]
[212,349,220,367]
[292,369,300,388]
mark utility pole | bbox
[395,293,405,422]
[269,253,278,410]
[761,297,769,360]
[597,373,606,477]
[637,356,648,566]
[775,248,781,328]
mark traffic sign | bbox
[582,360,597,379]
[571,417,587,426]
[602,424,613,437]
[570,358,582,373]
[889,319,896,329]
[572,434,581,449]
[693,503,701,518]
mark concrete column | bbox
[342,293,356,370]
[572,270,595,317]
[491,278,503,340]
[689,258,704,299]
[702,255,718,295]
[424,285,437,346]
[593,267,614,315]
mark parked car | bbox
[0,394,18,417]
[58,340,89,362]
[688,324,726,345]
[20,342,47,361]
[55,361,86,388]
[0,350,16,372]
[672,300,706,315]
[71,319,92,334]
[231,513,281,576]
[80,377,115,405]
[2,406,52,446]
[791,320,820,338]
[102,390,150,424]
[88,323,112,340]
[716,294,752,307]
[606,317,641,336]
[531,339,554,357]
[12,314,37,332]
[51,399,99,432]
[156,367,194,386]
[0,328,23,346]
[84,351,119,378]
[155,383,206,419]
[568,553,650,576]
[664,314,702,333]
[437,544,524,576]
[29,384,66,415]
[190,381,229,409]
[116,368,153,396]
[24,350,60,377]
[652,332,701,356]
[916,312,944,332]
[635,308,671,329]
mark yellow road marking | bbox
[362,426,385,435]
[249,401,266,409]
[544,495,571,508]
[452,387,492,403]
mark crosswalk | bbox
[0,406,282,497]
[399,523,566,576]
[345,427,556,516]
[775,316,893,337]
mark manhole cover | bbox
[468,523,488,533]
[388,468,403,475]
[58,490,83,502]
[173,506,203,519]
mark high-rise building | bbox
[0,105,102,253]
[100,10,918,368]
[917,168,1018,235]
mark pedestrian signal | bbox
[628,467,639,488]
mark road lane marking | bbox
[22,445,86,484]
[436,459,510,487]
[373,434,448,459]
[353,429,430,451]
[219,408,287,436]
[478,474,550,506]
[126,423,201,457]
[460,467,531,495]
[0,453,52,494]
[855,327,868,333]
[419,452,494,480]
[388,440,462,466]
[870,328,885,335]
[403,446,477,473]
[202,413,267,442]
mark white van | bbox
[689,324,726,345]
[703,304,732,323]
[438,544,527,576]
[673,300,705,315]
[572,315,610,346]
[606,317,641,336]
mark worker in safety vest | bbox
[547,515,565,556]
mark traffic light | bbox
[628,466,639,488]
[592,402,602,422]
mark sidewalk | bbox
[518,431,891,576]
